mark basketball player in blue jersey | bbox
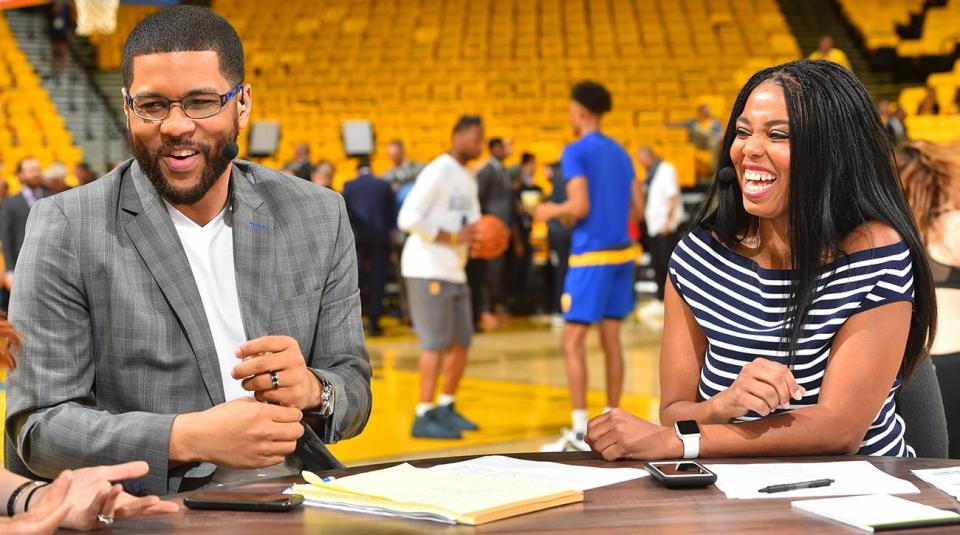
[535,81,643,451]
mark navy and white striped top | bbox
[668,226,916,457]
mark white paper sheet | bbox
[912,467,960,500]
[705,461,920,500]
[792,494,960,532]
[427,455,648,491]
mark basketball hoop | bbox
[74,0,119,36]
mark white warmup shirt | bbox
[644,160,685,236]
[398,153,481,283]
[166,202,295,482]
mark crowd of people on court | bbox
[1,5,960,533]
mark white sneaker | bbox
[564,429,591,452]
[539,428,591,452]
[539,433,570,452]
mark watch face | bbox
[676,420,700,435]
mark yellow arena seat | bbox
[88,0,802,187]
[0,12,82,191]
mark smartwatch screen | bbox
[676,420,700,435]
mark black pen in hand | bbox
[758,478,834,494]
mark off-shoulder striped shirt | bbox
[668,226,916,457]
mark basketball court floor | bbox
[328,310,664,465]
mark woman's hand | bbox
[585,409,682,461]
[708,358,805,421]
[0,470,71,535]
[29,461,178,531]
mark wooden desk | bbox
[95,453,960,534]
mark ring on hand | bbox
[97,513,115,525]
[270,371,280,390]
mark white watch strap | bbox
[680,434,700,459]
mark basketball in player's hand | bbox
[469,214,510,259]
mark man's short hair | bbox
[452,115,482,134]
[521,152,535,165]
[121,5,244,90]
[16,157,36,175]
[488,138,503,152]
[389,139,404,149]
[572,80,612,115]
[356,156,371,171]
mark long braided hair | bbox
[693,59,936,379]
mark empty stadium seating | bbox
[91,0,801,189]
[896,2,960,58]
[897,58,960,141]
[0,11,82,193]
[837,0,924,52]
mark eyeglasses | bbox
[125,84,242,122]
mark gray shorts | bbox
[406,278,473,351]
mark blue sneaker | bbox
[412,408,462,439]
[434,403,479,431]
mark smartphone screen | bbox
[649,462,712,477]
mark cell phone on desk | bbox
[644,461,717,489]
[184,492,304,512]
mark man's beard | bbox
[129,120,238,205]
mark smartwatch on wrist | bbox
[675,420,701,459]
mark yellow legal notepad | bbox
[290,463,584,525]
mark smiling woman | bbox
[584,59,938,463]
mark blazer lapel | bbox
[119,161,225,405]
[228,165,276,341]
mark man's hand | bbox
[4,272,13,290]
[457,223,476,246]
[169,398,304,468]
[584,409,682,461]
[533,203,555,224]
[233,335,322,410]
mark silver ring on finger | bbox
[97,513,115,526]
[270,370,280,390]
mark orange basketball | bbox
[469,214,510,259]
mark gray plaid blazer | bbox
[5,159,372,495]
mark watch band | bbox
[679,434,700,459]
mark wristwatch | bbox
[675,420,701,459]
[310,369,336,418]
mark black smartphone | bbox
[184,492,304,512]
[644,461,717,489]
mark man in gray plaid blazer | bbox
[4,6,372,496]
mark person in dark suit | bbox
[467,137,513,330]
[283,143,313,180]
[342,158,396,336]
[0,157,46,294]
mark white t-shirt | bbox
[166,202,249,402]
[644,161,684,236]
[398,153,481,283]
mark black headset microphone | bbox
[222,142,239,160]
[717,166,736,189]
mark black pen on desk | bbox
[758,478,834,494]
